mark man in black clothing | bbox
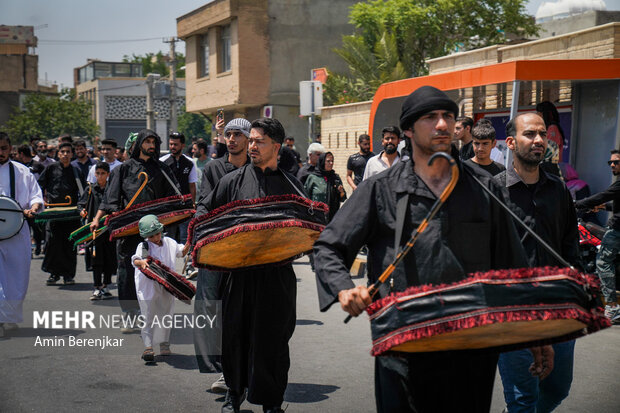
[38,142,85,285]
[313,86,533,413]
[455,116,474,160]
[296,142,325,185]
[161,132,198,244]
[346,134,374,191]
[196,118,305,413]
[465,119,505,176]
[575,149,620,323]
[495,112,579,413]
[91,129,180,331]
[194,118,250,393]
[284,136,302,168]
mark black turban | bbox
[399,86,459,131]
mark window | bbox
[201,33,209,77]
[220,24,231,73]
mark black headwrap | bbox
[131,129,162,159]
[313,152,335,178]
[399,86,459,131]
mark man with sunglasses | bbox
[576,149,620,324]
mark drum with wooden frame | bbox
[139,256,196,303]
[0,195,25,240]
[367,267,611,356]
[189,194,328,271]
[105,194,195,239]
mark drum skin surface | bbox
[368,267,611,356]
[189,194,328,271]
[0,196,25,240]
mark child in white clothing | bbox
[132,214,189,361]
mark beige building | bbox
[176,0,358,157]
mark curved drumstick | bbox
[344,152,459,323]
[45,195,72,207]
[126,171,148,209]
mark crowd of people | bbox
[0,85,618,413]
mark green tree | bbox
[177,107,212,143]
[122,51,185,78]
[2,88,99,143]
[325,0,539,105]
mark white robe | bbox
[0,161,44,323]
[131,236,184,347]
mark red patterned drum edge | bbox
[140,257,196,303]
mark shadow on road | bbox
[157,354,198,370]
[296,319,323,326]
[284,382,340,403]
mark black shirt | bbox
[71,157,95,179]
[465,159,505,176]
[314,152,529,312]
[575,180,620,231]
[296,163,315,185]
[347,152,375,186]
[495,166,580,268]
[459,141,474,160]
[197,155,250,203]
[38,162,85,205]
[24,159,44,179]
[162,154,194,195]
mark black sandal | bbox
[141,347,154,361]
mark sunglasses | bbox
[608,160,620,166]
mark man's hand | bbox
[592,204,606,212]
[338,285,372,317]
[182,242,191,257]
[23,203,42,219]
[529,345,554,380]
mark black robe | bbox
[38,162,85,279]
[198,164,306,407]
[313,154,529,413]
[193,154,248,374]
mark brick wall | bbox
[320,101,372,192]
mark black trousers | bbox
[41,220,80,279]
[222,266,296,407]
[193,268,226,373]
[116,235,140,312]
[91,238,117,287]
[375,351,499,413]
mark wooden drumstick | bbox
[344,152,459,323]
[44,195,72,207]
[125,172,149,209]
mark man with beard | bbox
[346,134,374,191]
[196,118,305,413]
[575,149,620,324]
[71,139,95,179]
[313,86,538,413]
[90,130,180,332]
[495,112,579,413]
[455,116,475,160]
[160,132,198,244]
[192,140,210,186]
[38,142,85,285]
[296,142,325,185]
[87,139,121,184]
[0,133,43,336]
[362,126,401,180]
[34,140,55,168]
[194,118,251,393]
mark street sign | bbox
[299,81,323,116]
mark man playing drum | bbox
[195,118,306,413]
[0,133,43,337]
[313,86,551,412]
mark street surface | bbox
[1,254,619,412]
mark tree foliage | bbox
[325,0,539,105]
[122,51,185,78]
[177,107,212,143]
[2,88,99,143]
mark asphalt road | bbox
[1,254,619,412]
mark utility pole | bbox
[163,37,180,135]
[146,73,157,130]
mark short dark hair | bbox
[472,120,496,141]
[358,134,370,143]
[58,134,73,143]
[285,136,294,142]
[251,118,285,144]
[456,116,474,130]
[382,126,401,138]
[101,139,117,148]
[116,147,125,154]
[17,144,32,157]
[0,132,9,145]
[95,161,110,173]
[195,140,208,153]
[58,142,74,152]
[611,149,620,155]
[505,113,535,138]
[169,132,186,144]
[73,139,87,149]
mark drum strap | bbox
[9,161,15,199]
[72,166,84,196]
[280,168,307,199]
[394,192,420,287]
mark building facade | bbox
[74,60,186,146]
[176,0,358,158]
